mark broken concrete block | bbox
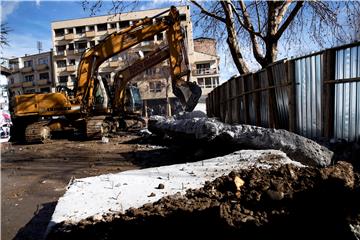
[149,116,333,167]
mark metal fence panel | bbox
[334,45,360,142]
[258,70,270,127]
[271,62,289,130]
[295,54,323,138]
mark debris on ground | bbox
[47,161,360,240]
[149,115,333,167]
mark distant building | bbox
[51,6,220,115]
[7,51,55,95]
[0,66,11,111]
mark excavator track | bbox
[85,117,109,139]
[25,121,51,143]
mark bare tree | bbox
[81,1,360,75]
[191,1,360,74]
[0,23,11,48]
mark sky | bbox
[0,0,240,81]
[1,1,358,82]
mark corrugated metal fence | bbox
[207,41,360,142]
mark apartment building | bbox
[51,6,220,115]
[0,66,11,111]
[7,51,54,95]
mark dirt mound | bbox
[47,162,359,240]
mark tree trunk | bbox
[221,0,250,75]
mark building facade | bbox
[0,66,11,111]
[51,6,220,115]
[7,51,55,95]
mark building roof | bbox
[194,37,216,41]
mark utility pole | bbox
[37,41,42,54]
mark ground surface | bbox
[2,132,359,240]
[1,134,222,240]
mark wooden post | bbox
[323,49,336,138]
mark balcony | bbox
[66,65,77,72]
[107,29,116,35]
[55,34,65,40]
[35,64,48,71]
[54,50,66,57]
[36,79,50,85]
[21,66,33,73]
[192,68,218,76]
[64,33,74,40]
[22,81,34,87]
[75,48,86,54]
[9,82,22,88]
[67,49,75,55]
[85,31,95,38]
[10,66,20,72]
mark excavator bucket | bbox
[172,81,202,112]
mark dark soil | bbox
[47,161,360,240]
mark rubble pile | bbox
[47,161,360,240]
[149,114,333,167]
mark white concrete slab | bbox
[47,149,304,233]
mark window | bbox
[180,14,186,21]
[24,60,33,68]
[56,45,66,55]
[57,60,66,68]
[97,23,107,31]
[38,58,48,65]
[149,81,161,93]
[196,63,210,70]
[75,26,86,34]
[39,72,49,80]
[24,75,34,82]
[156,33,163,41]
[40,87,51,93]
[88,25,95,31]
[69,59,76,65]
[212,77,219,87]
[67,28,73,34]
[205,77,212,88]
[55,28,64,37]
[197,78,205,88]
[76,41,87,50]
[70,75,76,83]
[109,23,116,29]
[119,21,130,28]
[68,43,74,50]
[25,89,35,94]
[145,67,156,76]
[58,76,68,83]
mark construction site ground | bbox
[1,132,360,240]
[1,133,233,240]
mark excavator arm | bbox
[113,46,170,111]
[76,6,201,113]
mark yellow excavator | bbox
[11,6,201,143]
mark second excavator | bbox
[11,6,202,143]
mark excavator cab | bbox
[124,86,143,115]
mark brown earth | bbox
[48,161,360,240]
[1,134,226,240]
[2,133,359,240]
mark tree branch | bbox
[190,1,226,23]
[275,1,304,40]
[237,0,266,65]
